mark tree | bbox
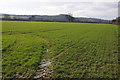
[116,17,120,25]
[112,17,120,25]
[29,15,36,21]
[65,14,75,22]
[4,14,11,19]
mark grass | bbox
[2,21,119,79]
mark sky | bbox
[0,0,119,20]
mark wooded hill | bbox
[0,13,111,23]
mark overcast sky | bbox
[0,0,119,20]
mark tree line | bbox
[1,14,112,24]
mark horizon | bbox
[0,0,119,20]
[0,13,112,20]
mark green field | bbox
[2,21,119,79]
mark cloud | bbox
[0,1,118,20]
[0,0,119,3]
[73,2,118,19]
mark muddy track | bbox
[32,39,81,79]
[33,59,53,79]
[33,43,77,79]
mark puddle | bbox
[46,49,49,52]
[34,59,52,79]
[41,61,51,67]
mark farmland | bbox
[2,21,119,79]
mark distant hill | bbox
[74,17,111,23]
[0,13,112,23]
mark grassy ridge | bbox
[2,21,118,78]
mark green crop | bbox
[2,21,119,79]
